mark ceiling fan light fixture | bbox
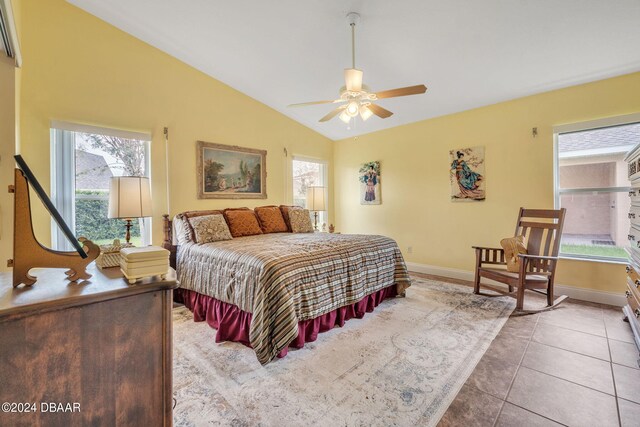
[344,68,363,92]
[287,11,427,125]
[346,101,360,117]
[339,111,352,124]
[359,105,373,121]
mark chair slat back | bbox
[515,208,566,272]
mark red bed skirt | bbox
[174,285,398,359]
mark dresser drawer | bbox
[629,188,640,205]
[628,274,640,306]
[628,224,640,248]
[630,206,640,226]
[627,263,640,282]
[626,277,640,311]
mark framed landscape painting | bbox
[449,146,485,201]
[197,141,267,199]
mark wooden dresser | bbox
[624,143,640,367]
[0,265,178,427]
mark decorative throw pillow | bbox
[254,206,288,233]
[279,205,300,232]
[500,235,528,273]
[289,208,314,233]
[187,214,232,243]
[178,210,224,242]
[223,208,263,237]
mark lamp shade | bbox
[108,176,152,219]
[306,186,326,212]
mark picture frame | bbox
[359,161,381,205]
[449,146,485,202]
[196,141,267,199]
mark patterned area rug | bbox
[173,277,515,426]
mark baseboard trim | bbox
[405,262,625,307]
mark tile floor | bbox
[423,274,640,427]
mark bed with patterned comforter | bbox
[177,232,411,364]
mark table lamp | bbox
[108,176,152,244]
[306,186,326,231]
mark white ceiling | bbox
[68,0,640,141]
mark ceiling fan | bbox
[288,12,427,124]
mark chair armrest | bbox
[472,246,504,252]
[473,246,506,266]
[517,254,558,261]
[518,254,558,274]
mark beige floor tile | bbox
[618,398,640,427]
[437,384,503,427]
[613,363,640,404]
[604,309,636,344]
[507,367,618,427]
[532,322,610,361]
[495,403,562,427]
[538,305,606,337]
[499,315,538,340]
[610,339,640,369]
[521,341,614,395]
[484,335,530,366]
[465,353,519,400]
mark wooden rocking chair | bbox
[473,208,568,313]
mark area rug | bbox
[172,277,515,426]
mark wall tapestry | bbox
[197,141,267,199]
[359,161,381,205]
[449,146,485,201]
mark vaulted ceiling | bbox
[68,0,640,140]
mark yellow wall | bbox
[334,72,640,293]
[13,0,639,293]
[0,55,16,272]
[17,0,333,247]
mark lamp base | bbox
[313,211,319,231]
[124,219,133,244]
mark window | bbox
[555,119,640,262]
[50,122,151,250]
[292,157,328,230]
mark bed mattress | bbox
[177,232,410,364]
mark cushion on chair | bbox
[500,235,528,272]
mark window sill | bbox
[559,255,628,266]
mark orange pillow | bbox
[223,208,263,237]
[254,206,288,233]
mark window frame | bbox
[553,113,640,263]
[291,154,329,229]
[50,121,152,250]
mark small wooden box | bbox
[120,246,170,284]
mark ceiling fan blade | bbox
[344,68,363,92]
[288,99,342,107]
[374,84,427,100]
[319,107,345,122]
[368,103,393,119]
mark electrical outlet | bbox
[407,246,413,254]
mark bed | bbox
[163,213,411,365]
